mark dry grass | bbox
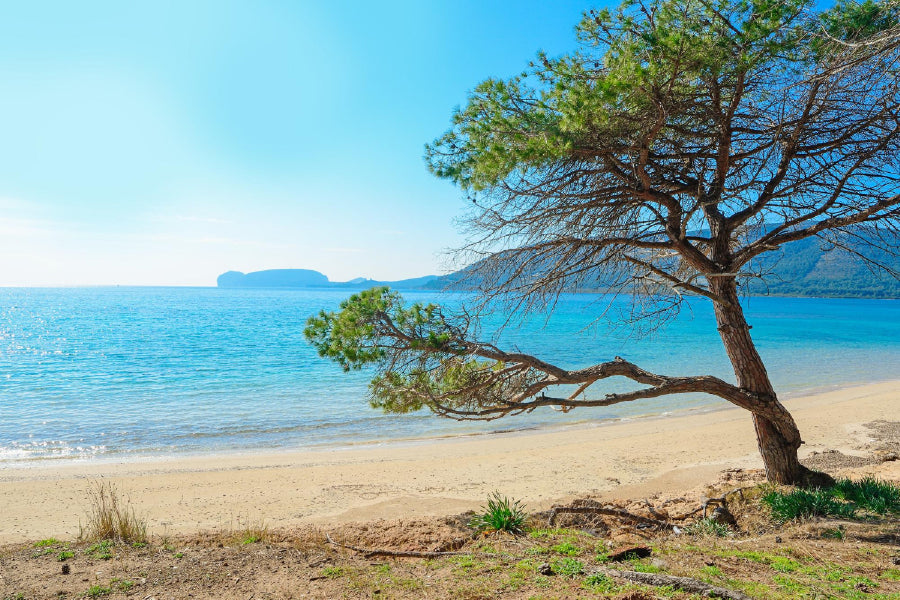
[228,515,270,545]
[78,479,148,544]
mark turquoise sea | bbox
[1,287,898,465]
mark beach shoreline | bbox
[1,379,897,544]
[4,375,890,472]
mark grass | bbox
[468,491,527,535]
[549,541,581,556]
[762,477,900,523]
[763,487,858,522]
[322,566,346,579]
[85,540,114,560]
[581,572,617,592]
[79,480,148,544]
[227,515,269,545]
[832,477,900,514]
[684,517,732,537]
[111,578,134,592]
[85,585,111,598]
[549,557,584,578]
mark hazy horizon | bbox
[0,0,599,287]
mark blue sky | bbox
[0,0,597,286]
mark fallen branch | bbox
[598,567,752,600]
[325,533,513,560]
[548,505,676,530]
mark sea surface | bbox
[1,287,898,465]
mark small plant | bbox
[85,585,111,598]
[322,566,345,579]
[112,579,134,592]
[821,527,845,540]
[85,540,114,560]
[582,572,616,592]
[550,557,585,578]
[594,544,610,563]
[550,541,581,556]
[230,517,269,545]
[702,565,724,577]
[57,550,74,561]
[79,480,148,544]
[770,556,800,573]
[468,491,527,534]
[174,551,184,558]
[34,538,59,548]
[629,560,662,573]
[684,517,732,537]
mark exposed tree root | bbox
[598,567,753,600]
[548,505,676,530]
[324,533,509,559]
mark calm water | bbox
[1,287,898,464]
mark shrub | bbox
[469,491,527,534]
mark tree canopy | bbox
[306,0,900,484]
[425,0,900,314]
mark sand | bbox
[1,380,898,544]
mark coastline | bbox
[1,379,898,544]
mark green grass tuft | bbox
[582,572,616,592]
[550,557,584,578]
[762,487,856,522]
[684,517,731,537]
[85,540,114,560]
[762,477,900,523]
[831,477,900,514]
[469,491,527,534]
[85,585,111,598]
[550,541,581,556]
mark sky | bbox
[0,0,600,287]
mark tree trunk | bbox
[708,277,811,485]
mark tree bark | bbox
[708,277,809,484]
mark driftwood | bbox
[548,505,676,530]
[597,567,753,600]
[324,533,511,560]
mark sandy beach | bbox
[1,380,898,544]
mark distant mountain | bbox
[217,269,329,288]
[746,237,900,298]
[217,235,900,298]
[216,269,439,290]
